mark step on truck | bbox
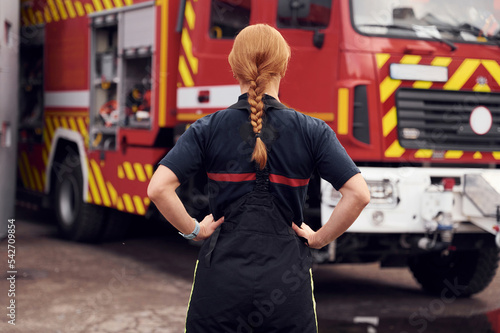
[18,0,500,296]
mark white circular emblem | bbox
[469,106,492,135]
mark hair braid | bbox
[248,78,267,169]
[228,24,291,170]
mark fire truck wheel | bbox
[53,156,106,242]
[408,247,500,297]
[100,210,132,242]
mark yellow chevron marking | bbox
[21,152,36,190]
[123,162,136,180]
[42,149,49,166]
[158,0,168,126]
[413,81,433,89]
[102,0,114,9]
[382,106,397,137]
[473,83,491,92]
[55,0,68,19]
[90,159,111,206]
[124,0,133,5]
[144,164,153,178]
[444,150,463,159]
[60,117,69,128]
[473,152,483,159]
[133,163,147,182]
[133,195,146,215]
[27,8,37,24]
[84,3,94,13]
[385,140,405,158]
[400,55,422,64]
[77,118,88,138]
[43,129,51,151]
[44,7,53,23]
[185,0,195,30]
[179,55,194,87]
[118,165,125,179]
[31,166,43,192]
[45,117,55,139]
[21,9,30,26]
[304,113,334,121]
[113,0,124,7]
[52,116,61,130]
[493,152,500,160]
[414,149,433,158]
[376,53,390,69]
[74,1,85,16]
[432,57,453,67]
[481,60,500,86]
[380,77,401,103]
[106,181,118,205]
[68,117,78,132]
[86,159,102,204]
[182,28,198,74]
[117,197,124,211]
[143,197,150,207]
[35,11,44,24]
[92,0,104,11]
[17,158,30,189]
[444,59,480,90]
[337,88,349,135]
[65,0,77,18]
[122,194,135,213]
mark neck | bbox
[239,77,281,101]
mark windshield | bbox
[352,0,500,43]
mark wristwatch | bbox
[179,218,200,240]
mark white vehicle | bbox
[0,0,19,238]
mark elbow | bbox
[359,189,371,208]
[147,180,161,203]
[353,186,371,208]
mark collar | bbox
[228,93,288,112]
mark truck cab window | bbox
[277,0,332,29]
[209,0,251,39]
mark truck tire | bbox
[53,156,106,242]
[100,210,132,242]
[408,247,500,297]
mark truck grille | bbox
[395,89,500,151]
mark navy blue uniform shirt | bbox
[160,94,360,222]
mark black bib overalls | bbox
[185,167,318,333]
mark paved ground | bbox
[1,210,499,333]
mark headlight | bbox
[367,179,398,207]
[325,179,398,208]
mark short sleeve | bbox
[314,121,360,190]
[158,117,210,184]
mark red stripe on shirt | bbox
[269,174,310,187]
[207,172,256,182]
[207,172,309,187]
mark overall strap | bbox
[254,165,270,192]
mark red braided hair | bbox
[228,24,291,169]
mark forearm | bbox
[313,195,367,248]
[150,188,196,235]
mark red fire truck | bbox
[18,0,500,296]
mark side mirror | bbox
[277,0,311,21]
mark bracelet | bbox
[179,218,200,240]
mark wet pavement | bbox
[0,209,499,333]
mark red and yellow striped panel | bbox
[84,158,152,214]
[378,54,500,162]
[177,0,198,89]
[20,0,136,27]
